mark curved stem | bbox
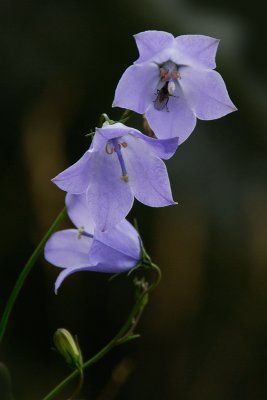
[42,265,161,400]
[69,368,84,400]
[0,207,67,343]
[148,263,162,292]
[98,113,113,127]
[118,109,134,124]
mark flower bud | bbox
[53,328,83,369]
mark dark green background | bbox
[0,0,266,399]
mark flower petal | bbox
[179,67,237,120]
[52,151,91,194]
[88,240,138,273]
[92,123,134,152]
[130,134,179,160]
[65,193,95,234]
[133,30,175,64]
[54,265,96,294]
[86,151,134,231]
[146,84,196,143]
[44,229,92,269]
[94,123,179,160]
[112,63,159,114]
[174,35,219,69]
[93,219,141,263]
[124,135,176,206]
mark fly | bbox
[154,81,176,111]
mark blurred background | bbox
[0,0,266,399]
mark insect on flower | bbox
[113,31,237,142]
[154,81,176,111]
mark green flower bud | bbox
[53,328,83,369]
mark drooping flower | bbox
[52,122,178,231]
[113,30,237,143]
[44,193,142,292]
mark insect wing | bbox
[154,94,168,110]
[154,83,169,111]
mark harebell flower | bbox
[52,122,179,231]
[45,193,142,293]
[113,30,237,143]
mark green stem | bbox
[69,368,84,400]
[98,113,115,128]
[42,265,161,400]
[0,207,67,343]
[118,109,134,124]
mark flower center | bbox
[105,138,129,183]
[159,60,181,84]
[154,60,181,111]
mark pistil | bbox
[111,138,129,183]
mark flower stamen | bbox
[105,142,114,155]
[77,226,94,239]
[77,226,85,239]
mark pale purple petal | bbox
[146,84,196,143]
[88,240,138,273]
[86,151,134,231]
[93,219,141,262]
[133,30,175,64]
[174,35,219,69]
[130,134,179,160]
[112,63,159,114]
[124,135,176,206]
[91,123,134,152]
[52,151,91,194]
[94,123,179,160]
[55,265,96,294]
[66,193,95,233]
[179,67,237,120]
[44,229,93,269]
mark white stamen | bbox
[167,81,176,96]
[77,226,85,239]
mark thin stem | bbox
[118,109,134,124]
[96,109,133,132]
[0,207,67,343]
[69,368,84,400]
[98,113,114,127]
[42,265,161,400]
[148,263,162,292]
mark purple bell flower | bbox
[52,122,178,231]
[113,30,237,143]
[44,193,142,293]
